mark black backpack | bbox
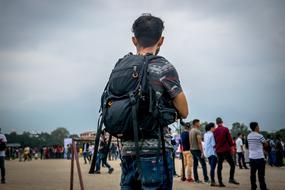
[90,53,178,183]
[101,53,177,140]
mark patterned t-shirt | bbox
[121,54,183,156]
[247,132,266,159]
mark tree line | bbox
[5,127,79,147]
[5,123,285,148]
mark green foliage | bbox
[230,122,250,138]
[50,127,70,145]
[5,127,71,147]
[200,121,208,135]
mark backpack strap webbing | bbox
[159,125,171,187]
[130,92,141,169]
[89,110,105,174]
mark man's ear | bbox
[157,36,164,48]
[132,37,138,46]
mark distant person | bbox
[67,144,72,160]
[236,133,248,169]
[232,137,237,166]
[24,145,31,161]
[275,134,284,167]
[189,119,209,183]
[88,144,94,161]
[82,142,90,164]
[268,136,276,166]
[40,147,44,160]
[170,127,178,177]
[110,143,117,161]
[0,129,7,184]
[95,133,114,174]
[214,117,239,187]
[180,122,194,182]
[204,123,218,186]
[247,122,269,190]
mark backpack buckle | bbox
[129,92,136,105]
[132,66,139,79]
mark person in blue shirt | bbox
[180,122,194,182]
[204,123,218,186]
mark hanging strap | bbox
[130,92,140,159]
[89,110,105,174]
[159,125,171,187]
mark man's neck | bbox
[137,47,157,55]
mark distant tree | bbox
[6,128,76,147]
[230,122,250,138]
[200,121,208,135]
[50,127,70,145]
[260,131,270,139]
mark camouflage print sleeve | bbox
[148,57,183,99]
[159,65,182,99]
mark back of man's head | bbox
[216,117,223,125]
[183,122,191,130]
[192,119,200,127]
[132,13,164,47]
[250,122,258,131]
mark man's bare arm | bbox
[173,91,188,118]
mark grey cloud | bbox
[0,0,284,134]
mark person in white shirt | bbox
[236,133,248,169]
[0,128,7,184]
[247,122,268,190]
[204,123,218,187]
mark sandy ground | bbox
[1,158,285,190]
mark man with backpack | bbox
[0,128,7,184]
[96,14,188,190]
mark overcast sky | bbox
[0,0,284,134]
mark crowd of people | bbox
[178,117,285,189]
[4,145,66,161]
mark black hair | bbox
[184,122,191,129]
[250,122,258,131]
[216,117,223,124]
[205,122,215,132]
[193,119,200,126]
[132,13,164,47]
[237,132,241,137]
[267,134,271,139]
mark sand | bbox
[1,158,285,190]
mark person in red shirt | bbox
[213,117,239,187]
[232,137,237,166]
